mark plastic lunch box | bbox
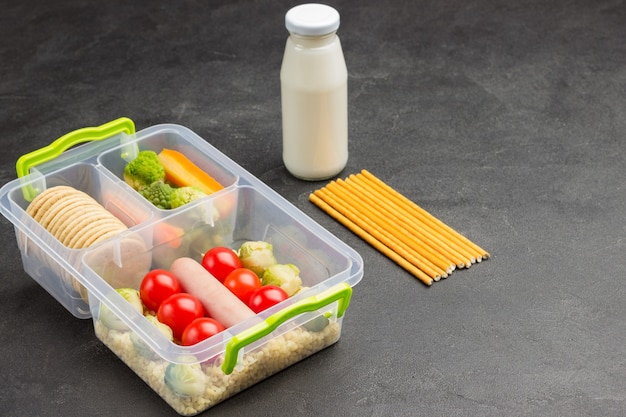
[0,118,363,415]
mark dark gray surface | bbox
[1,0,626,416]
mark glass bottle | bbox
[280,4,348,181]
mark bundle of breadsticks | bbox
[309,170,489,286]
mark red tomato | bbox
[247,285,289,313]
[157,293,205,340]
[223,268,262,304]
[140,269,182,311]
[201,246,242,282]
[181,317,225,346]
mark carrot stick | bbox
[309,193,433,286]
[158,148,224,195]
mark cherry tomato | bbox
[201,246,242,282]
[247,285,289,313]
[140,269,182,312]
[181,317,225,346]
[223,268,262,304]
[157,293,205,340]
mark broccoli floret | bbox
[238,241,277,277]
[139,181,174,209]
[261,263,303,297]
[170,186,207,209]
[124,150,166,190]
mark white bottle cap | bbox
[285,4,340,36]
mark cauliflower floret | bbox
[124,150,166,190]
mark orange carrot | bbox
[153,221,184,249]
[158,148,224,195]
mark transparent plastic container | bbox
[0,119,363,415]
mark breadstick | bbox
[317,186,445,280]
[309,193,433,286]
[339,177,465,270]
[359,170,490,261]
[321,183,448,279]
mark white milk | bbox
[280,4,348,181]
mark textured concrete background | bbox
[1,0,626,416]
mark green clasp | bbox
[16,117,135,201]
[221,282,353,375]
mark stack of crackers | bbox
[24,185,152,302]
[26,185,128,249]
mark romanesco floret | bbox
[138,181,174,209]
[170,186,207,209]
[124,150,165,190]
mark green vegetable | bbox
[131,315,174,359]
[124,150,166,190]
[99,288,143,331]
[261,263,303,297]
[170,186,207,209]
[238,241,277,277]
[164,362,207,397]
[138,180,174,209]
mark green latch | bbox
[16,117,135,201]
[221,282,353,375]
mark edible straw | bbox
[309,170,489,286]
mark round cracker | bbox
[38,194,97,230]
[28,187,81,222]
[72,220,126,249]
[85,226,128,247]
[66,218,116,249]
[30,186,81,213]
[27,185,131,253]
[26,186,77,217]
[50,205,109,241]
[55,206,115,245]
[60,211,121,247]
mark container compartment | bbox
[93,306,343,416]
[4,162,153,318]
[98,125,239,212]
[80,184,360,415]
